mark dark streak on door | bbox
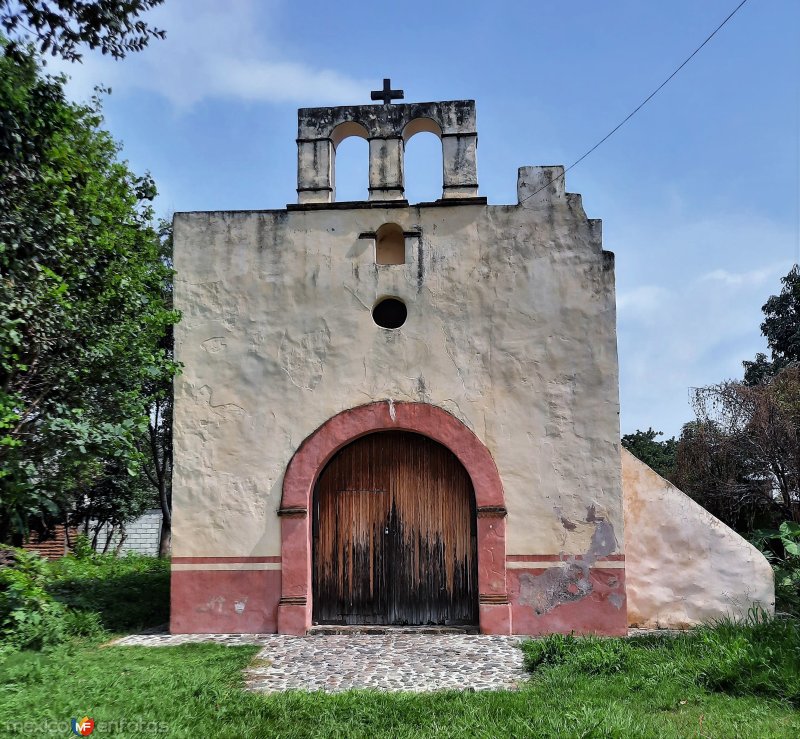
[312,431,478,626]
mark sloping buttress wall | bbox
[622,448,774,628]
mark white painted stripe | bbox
[171,563,282,571]
[507,560,625,569]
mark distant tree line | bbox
[623,266,800,534]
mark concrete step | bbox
[308,625,480,635]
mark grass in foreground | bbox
[1,618,799,738]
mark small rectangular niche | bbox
[375,223,405,265]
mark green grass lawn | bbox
[1,623,799,738]
[1,551,799,737]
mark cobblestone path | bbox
[113,632,527,693]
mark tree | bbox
[743,266,800,385]
[621,428,677,481]
[0,42,178,544]
[673,371,800,531]
[0,0,165,61]
[71,458,154,553]
[138,220,174,558]
[674,419,774,532]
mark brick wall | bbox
[93,509,163,556]
[21,524,76,559]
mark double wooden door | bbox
[312,431,478,626]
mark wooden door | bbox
[312,431,477,626]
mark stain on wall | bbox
[518,506,621,615]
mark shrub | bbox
[48,551,169,632]
[71,534,96,561]
[751,522,800,616]
[0,546,167,652]
[0,550,69,650]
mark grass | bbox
[1,553,799,737]
[0,619,798,737]
[523,616,800,707]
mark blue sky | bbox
[51,0,799,438]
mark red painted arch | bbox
[277,401,511,635]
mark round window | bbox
[372,297,407,329]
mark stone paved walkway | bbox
[113,632,526,693]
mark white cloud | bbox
[613,209,795,438]
[701,265,780,287]
[49,0,368,108]
[616,285,670,315]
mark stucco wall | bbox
[172,193,621,562]
[622,448,774,627]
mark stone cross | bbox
[371,78,404,105]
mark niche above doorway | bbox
[375,223,405,265]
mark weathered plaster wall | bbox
[622,448,774,627]
[171,174,626,632]
[172,194,620,561]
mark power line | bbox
[519,0,750,205]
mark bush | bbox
[71,533,95,561]
[751,522,800,616]
[0,550,71,651]
[48,550,169,632]
[774,561,800,616]
[0,547,168,652]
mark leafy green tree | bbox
[744,266,800,385]
[621,428,677,481]
[138,220,174,557]
[0,0,165,61]
[0,42,178,544]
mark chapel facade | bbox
[169,85,773,635]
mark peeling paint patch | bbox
[198,595,225,614]
[201,337,227,354]
[518,564,592,615]
[197,385,246,419]
[554,507,577,531]
[278,320,331,390]
[608,592,624,610]
[518,506,621,615]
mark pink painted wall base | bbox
[170,565,627,636]
[170,570,280,633]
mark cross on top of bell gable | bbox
[370,78,404,105]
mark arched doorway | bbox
[278,401,510,636]
[312,431,478,626]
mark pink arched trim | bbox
[277,401,511,635]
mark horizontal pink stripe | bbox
[172,556,281,564]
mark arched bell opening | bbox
[330,121,369,202]
[402,117,444,203]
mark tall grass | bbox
[523,612,800,707]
